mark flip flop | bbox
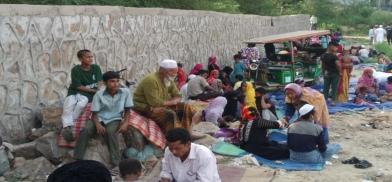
[354,160,373,169]
[342,157,360,164]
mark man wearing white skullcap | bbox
[133,59,192,134]
[287,104,329,164]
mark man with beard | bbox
[133,59,187,134]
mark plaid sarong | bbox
[57,104,166,149]
[57,103,92,148]
[128,110,166,149]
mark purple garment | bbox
[214,128,240,145]
[203,96,227,125]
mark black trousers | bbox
[241,141,289,160]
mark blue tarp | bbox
[256,131,341,171]
[268,87,392,115]
[211,132,341,171]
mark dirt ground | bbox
[140,109,392,182]
[244,109,392,182]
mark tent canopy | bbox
[244,30,330,44]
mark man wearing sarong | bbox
[133,59,192,134]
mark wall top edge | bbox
[0,4,309,18]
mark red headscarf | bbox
[208,55,217,65]
[207,69,219,85]
[190,64,203,75]
[177,67,187,89]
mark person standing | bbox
[337,52,353,103]
[241,43,260,68]
[321,42,340,105]
[368,25,375,45]
[386,25,392,45]
[375,25,387,43]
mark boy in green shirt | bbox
[61,49,102,142]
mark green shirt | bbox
[67,64,102,101]
[133,72,181,110]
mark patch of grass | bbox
[375,43,392,59]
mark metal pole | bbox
[290,41,295,82]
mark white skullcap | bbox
[299,104,315,117]
[159,59,178,69]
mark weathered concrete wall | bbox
[0,4,310,143]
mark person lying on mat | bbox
[239,106,289,160]
[160,128,221,182]
[287,104,328,164]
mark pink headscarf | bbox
[284,83,302,99]
[190,64,203,75]
[208,55,217,65]
[358,68,375,89]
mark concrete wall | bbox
[0,4,310,143]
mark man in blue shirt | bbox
[74,71,133,166]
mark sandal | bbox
[342,157,360,164]
[354,160,373,169]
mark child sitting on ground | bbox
[119,158,143,182]
[381,76,392,102]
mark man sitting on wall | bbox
[74,71,133,166]
[61,49,102,142]
[133,59,193,134]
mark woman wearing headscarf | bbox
[208,69,220,85]
[208,55,220,73]
[337,53,353,103]
[190,64,203,75]
[239,106,288,160]
[201,96,227,126]
[176,63,187,90]
[357,68,379,97]
[283,83,330,143]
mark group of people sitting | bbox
[59,49,226,181]
[320,41,392,106]
[56,46,350,181]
